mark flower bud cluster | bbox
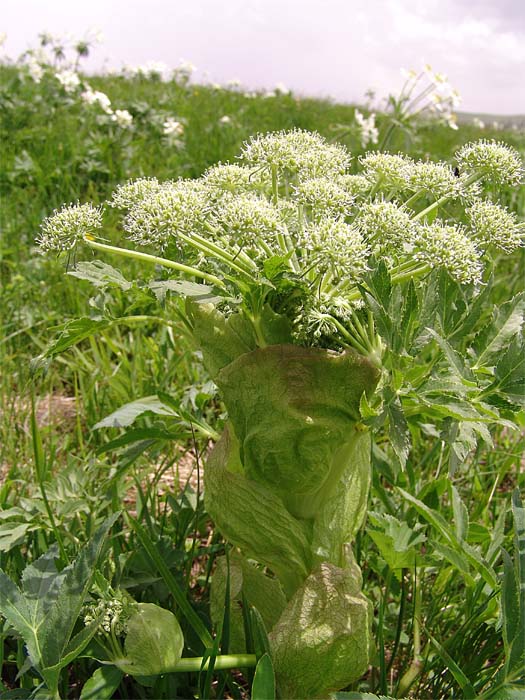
[294,178,355,219]
[297,220,369,281]
[355,200,417,256]
[39,130,524,344]
[38,203,102,252]
[456,140,524,186]
[240,129,350,180]
[414,223,483,285]
[211,194,284,250]
[467,200,525,253]
[83,597,135,636]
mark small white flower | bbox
[472,118,485,129]
[111,109,133,128]
[26,57,44,83]
[163,118,184,137]
[219,115,232,125]
[55,69,81,93]
[80,87,112,113]
[354,110,379,148]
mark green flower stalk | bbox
[40,130,524,698]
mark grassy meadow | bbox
[1,51,524,700]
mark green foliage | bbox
[1,50,524,699]
[0,516,118,698]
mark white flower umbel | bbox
[38,203,103,252]
[111,109,133,128]
[467,200,525,253]
[80,87,112,114]
[336,174,371,197]
[202,164,266,195]
[55,69,81,93]
[124,182,210,248]
[110,178,164,210]
[456,140,524,186]
[414,223,483,285]
[241,129,351,182]
[360,152,413,190]
[295,178,355,220]
[355,200,417,256]
[298,219,369,281]
[211,194,284,252]
[407,161,458,199]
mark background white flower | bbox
[55,69,81,93]
[111,109,133,128]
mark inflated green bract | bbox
[121,603,184,677]
[215,344,379,519]
[269,561,371,699]
[203,338,380,697]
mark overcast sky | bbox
[2,0,525,114]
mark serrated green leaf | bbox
[368,512,426,572]
[490,335,525,407]
[21,545,69,627]
[0,522,35,552]
[38,514,119,671]
[44,318,110,357]
[427,328,475,383]
[0,571,39,666]
[148,279,221,304]
[384,389,410,468]
[93,395,178,429]
[474,293,525,369]
[68,261,132,290]
[451,484,469,541]
[398,488,497,589]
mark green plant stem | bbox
[411,171,482,223]
[171,653,257,672]
[187,226,257,274]
[84,238,225,288]
[398,568,424,696]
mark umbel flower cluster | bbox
[39,130,524,355]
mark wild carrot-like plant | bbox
[38,130,524,697]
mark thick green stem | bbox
[84,239,225,288]
[172,653,257,672]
